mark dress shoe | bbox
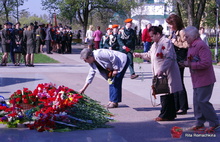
[107,102,118,108]
[130,74,139,79]
[176,110,187,115]
[189,125,205,131]
[154,117,174,121]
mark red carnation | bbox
[125,47,130,52]
[16,98,21,102]
[188,54,193,61]
[23,99,29,104]
[156,53,160,57]
[159,52,163,58]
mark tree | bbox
[202,0,218,29]
[41,0,138,38]
[173,0,207,28]
[13,0,26,22]
[0,0,26,22]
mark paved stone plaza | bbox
[0,45,220,142]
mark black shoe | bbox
[29,64,34,67]
[176,110,187,115]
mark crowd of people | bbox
[0,21,75,66]
[81,15,219,132]
[0,14,219,132]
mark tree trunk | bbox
[3,0,9,21]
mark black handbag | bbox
[152,75,170,97]
[13,45,23,53]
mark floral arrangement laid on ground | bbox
[0,83,113,132]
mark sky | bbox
[19,0,48,16]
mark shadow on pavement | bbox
[0,77,41,87]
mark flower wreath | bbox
[0,83,113,132]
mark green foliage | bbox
[134,49,144,63]
[202,0,216,28]
[0,53,59,64]
[41,0,139,30]
[210,49,220,62]
[34,54,59,63]
[67,93,114,130]
[19,16,47,26]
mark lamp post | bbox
[216,0,220,63]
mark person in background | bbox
[85,25,94,49]
[93,26,102,49]
[35,23,46,53]
[166,14,189,115]
[134,26,138,45]
[180,26,219,132]
[1,22,11,66]
[60,27,68,54]
[14,22,23,66]
[77,30,81,39]
[79,48,129,108]
[8,22,15,65]
[45,23,53,54]
[138,28,142,45]
[34,21,38,32]
[22,25,28,65]
[23,23,36,67]
[108,24,120,51]
[99,28,112,49]
[118,18,139,79]
[142,23,152,53]
[54,27,62,54]
[133,26,182,121]
[199,27,209,47]
[66,26,73,53]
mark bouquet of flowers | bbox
[9,88,40,110]
[0,83,113,132]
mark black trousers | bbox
[159,93,176,119]
[174,67,189,112]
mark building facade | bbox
[131,0,174,35]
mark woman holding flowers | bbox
[133,26,182,121]
[166,14,189,115]
[79,48,129,108]
[180,26,219,132]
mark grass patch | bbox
[0,53,59,63]
[133,49,144,63]
[34,54,59,63]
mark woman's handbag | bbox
[151,75,170,98]
[13,45,23,53]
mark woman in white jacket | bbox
[79,48,129,108]
[134,26,182,121]
[85,25,94,49]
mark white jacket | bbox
[86,49,127,84]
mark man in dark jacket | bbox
[117,18,138,79]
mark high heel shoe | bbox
[176,110,187,115]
